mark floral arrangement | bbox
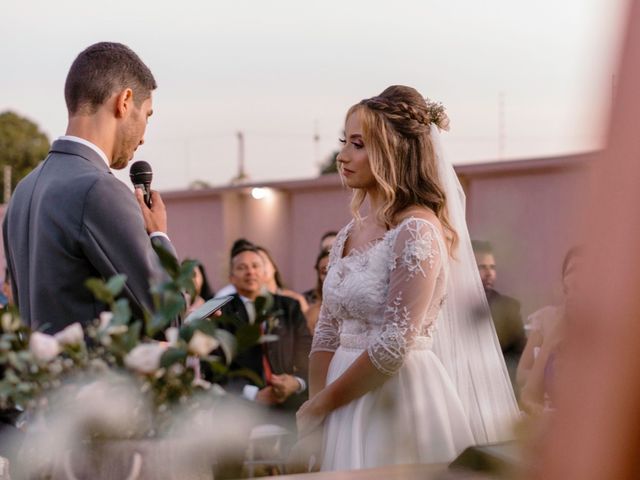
[0,248,267,437]
[424,98,450,132]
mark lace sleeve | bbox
[309,223,351,355]
[310,301,340,354]
[367,218,444,375]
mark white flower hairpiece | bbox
[424,98,450,132]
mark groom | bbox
[3,42,176,333]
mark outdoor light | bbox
[251,187,268,200]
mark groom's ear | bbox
[114,88,134,119]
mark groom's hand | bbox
[136,189,167,234]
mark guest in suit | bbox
[2,42,176,333]
[220,245,312,415]
[472,240,525,385]
[214,238,254,298]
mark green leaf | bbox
[254,294,274,317]
[84,278,113,304]
[190,318,217,337]
[227,368,265,388]
[213,329,237,365]
[111,298,132,325]
[203,360,229,381]
[235,324,262,353]
[148,313,171,338]
[160,303,185,327]
[177,260,198,295]
[178,323,194,343]
[105,274,127,297]
[152,244,180,278]
[207,362,228,374]
[120,321,142,352]
[160,347,188,369]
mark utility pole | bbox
[498,91,506,160]
[230,131,249,185]
[313,120,321,165]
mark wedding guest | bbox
[0,268,12,309]
[256,246,309,313]
[518,246,584,414]
[303,231,337,304]
[214,238,254,298]
[304,249,330,334]
[319,231,338,253]
[186,262,214,313]
[472,240,525,384]
[219,245,312,418]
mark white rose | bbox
[98,312,113,330]
[124,344,167,375]
[188,331,220,357]
[98,312,127,335]
[29,332,61,362]
[54,322,84,346]
[1,313,13,332]
[165,327,179,346]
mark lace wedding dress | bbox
[311,216,476,471]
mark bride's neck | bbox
[366,188,385,221]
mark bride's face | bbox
[337,112,376,190]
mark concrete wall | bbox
[459,153,593,318]
[0,152,594,319]
[161,152,593,318]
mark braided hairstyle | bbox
[345,85,458,254]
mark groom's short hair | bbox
[64,42,157,115]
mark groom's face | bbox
[112,92,153,170]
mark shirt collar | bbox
[57,136,110,168]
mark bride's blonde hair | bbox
[346,85,458,254]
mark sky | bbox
[0,0,628,191]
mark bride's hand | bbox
[287,427,323,473]
[296,397,327,438]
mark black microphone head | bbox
[129,160,153,186]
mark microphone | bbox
[129,161,153,208]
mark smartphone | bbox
[183,295,234,324]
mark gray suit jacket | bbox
[2,139,177,333]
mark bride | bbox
[296,85,519,471]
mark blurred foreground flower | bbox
[0,253,267,478]
[188,330,220,356]
[54,322,84,346]
[29,332,60,362]
[124,343,167,374]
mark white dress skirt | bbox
[320,342,474,471]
